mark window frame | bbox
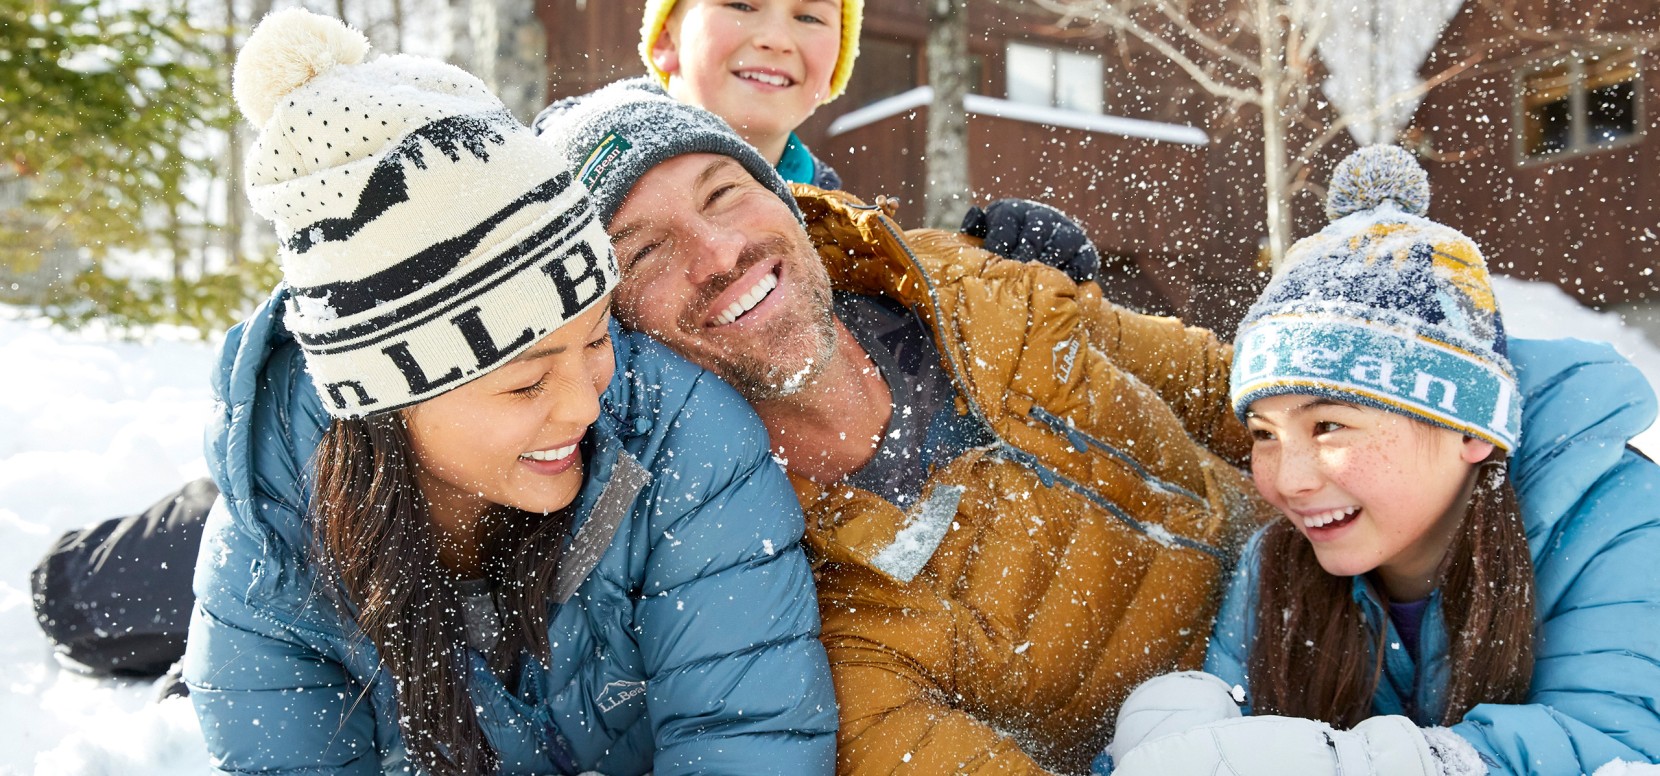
[1004,40,1105,115]
[1514,47,1645,166]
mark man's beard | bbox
[694,234,839,403]
[717,277,836,403]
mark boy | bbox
[639,0,859,189]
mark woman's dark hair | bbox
[1247,454,1535,728]
[310,413,571,775]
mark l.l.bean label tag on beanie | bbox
[579,132,633,190]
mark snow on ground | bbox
[0,309,217,775]
[1,278,1658,774]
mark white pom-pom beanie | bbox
[234,9,617,419]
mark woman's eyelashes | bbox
[514,339,609,396]
[510,376,548,398]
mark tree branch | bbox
[1292,53,1483,172]
[1150,0,1263,76]
[1028,0,1263,102]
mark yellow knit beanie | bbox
[639,0,862,105]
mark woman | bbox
[1104,146,1660,775]
[182,10,835,775]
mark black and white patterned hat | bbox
[234,9,617,418]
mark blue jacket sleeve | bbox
[632,373,838,775]
[1204,527,1266,709]
[184,499,383,776]
[1451,449,1660,775]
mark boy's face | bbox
[653,0,843,153]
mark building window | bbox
[1006,42,1103,114]
[1519,48,1642,161]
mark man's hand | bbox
[1110,715,1480,776]
[960,199,1100,284]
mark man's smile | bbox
[713,266,781,326]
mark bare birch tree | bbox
[443,0,545,122]
[389,0,405,52]
[222,0,246,266]
[925,0,972,230]
[1026,0,1473,264]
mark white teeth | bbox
[1302,507,1359,528]
[715,271,779,326]
[739,71,790,87]
[520,444,577,462]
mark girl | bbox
[1107,146,1660,775]
[182,10,835,775]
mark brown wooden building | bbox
[534,0,1658,336]
[1409,3,1659,326]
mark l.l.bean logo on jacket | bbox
[1052,338,1080,384]
[596,679,647,713]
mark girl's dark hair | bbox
[310,413,571,775]
[1247,455,1534,728]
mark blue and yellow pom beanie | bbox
[1231,145,1520,451]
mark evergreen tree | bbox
[2,0,250,331]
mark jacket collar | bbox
[789,188,989,583]
[1349,576,1450,724]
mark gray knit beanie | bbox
[531,77,802,224]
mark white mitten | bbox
[1106,671,1242,766]
[1112,713,1485,776]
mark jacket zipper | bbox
[858,204,1224,560]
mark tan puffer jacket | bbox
[791,186,1274,775]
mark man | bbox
[538,79,1270,774]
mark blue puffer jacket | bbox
[1206,337,1660,775]
[183,289,837,775]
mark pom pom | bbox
[1325,144,1430,221]
[233,9,369,127]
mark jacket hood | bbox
[206,286,328,575]
[1510,337,1657,550]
